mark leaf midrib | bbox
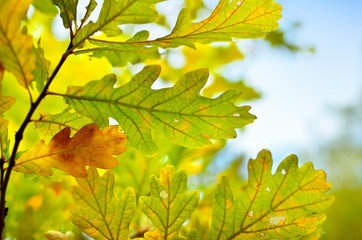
[63,93,241,119]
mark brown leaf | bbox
[14,123,127,177]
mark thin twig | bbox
[0,42,74,238]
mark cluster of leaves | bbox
[0,0,333,239]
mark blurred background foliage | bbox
[1,0,361,239]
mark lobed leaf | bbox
[140,165,200,239]
[156,0,282,48]
[208,149,334,239]
[53,0,79,30]
[0,0,36,88]
[77,31,160,67]
[71,167,136,239]
[32,42,51,93]
[34,107,92,142]
[62,65,255,155]
[73,0,164,47]
[76,0,282,66]
[14,123,127,177]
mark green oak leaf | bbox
[32,41,51,93]
[62,65,255,155]
[79,0,97,27]
[52,0,78,30]
[140,165,200,239]
[34,107,92,142]
[71,167,136,240]
[156,0,282,48]
[75,0,282,66]
[75,31,160,67]
[73,0,164,47]
[208,149,334,239]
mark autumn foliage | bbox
[0,0,333,239]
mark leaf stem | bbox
[0,42,74,238]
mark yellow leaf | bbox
[0,0,36,88]
[14,123,127,177]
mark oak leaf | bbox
[71,167,136,239]
[140,165,200,239]
[72,0,164,47]
[208,149,334,239]
[0,0,36,88]
[78,0,282,67]
[62,65,255,155]
[156,0,282,48]
[14,123,127,177]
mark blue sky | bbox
[223,0,362,168]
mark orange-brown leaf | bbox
[14,123,127,177]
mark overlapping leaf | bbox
[14,123,127,177]
[32,42,51,93]
[0,0,36,88]
[140,165,199,239]
[53,0,78,30]
[76,0,282,66]
[75,31,160,67]
[208,149,334,239]
[73,0,164,47]
[62,65,255,155]
[0,65,15,158]
[34,107,92,142]
[71,168,136,240]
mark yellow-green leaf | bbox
[76,31,160,67]
[0,68,15,157]
[157,0,282,48]
[0,118,9,158]
[71,167,136,240]
[62,65,255,155]
[0,85,16,117]
[0,0,36,88]
[14,123,127,177]
[32,41,51,93]
[208,149,334,239]
[73,0,164,47]
[34,107,92,142]
[140,165,200,239]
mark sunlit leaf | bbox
[34,107,92,142]
[71,167,136,240]
[140,165,200,239]
[0,0,36,88]
[32,0,58,15]
[53,0,79,30]
[73,0,164,47]
[62,65,255,155]
[0,68,15,158]
[32,41,51,93]
[76,31,160,67]
[156,0,282,48]
[208,149,334,239]
[14,123,127,177]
